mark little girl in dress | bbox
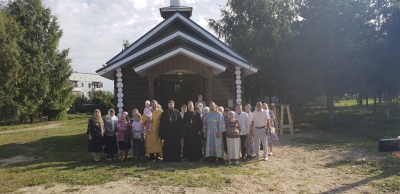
[143,100,153,133]
[131,113,145,160]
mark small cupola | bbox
[160,0,193,19]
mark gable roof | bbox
[105,30,256,71]
[96,12,258,79]
[133,46,227,77]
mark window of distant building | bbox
[81,83,84,88]
[88,83,91,88]
[70,81,78,87]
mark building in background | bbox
[70,72,103,97]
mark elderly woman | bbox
[86,109,105,162]
[222,108,230,153]
[226,111,241,164]
[197,103,204,118]
[104,109,118,160]
[202,107,210,121]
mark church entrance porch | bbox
[155,74,205,110]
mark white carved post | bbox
[235,66,242,103]
[116,68,124,117]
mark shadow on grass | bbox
[0,133,240,192]
[319,174,395,194]
[281,105,400,193]
[281,131,400,193]
[320,157,400,194]
[0,133,225,172]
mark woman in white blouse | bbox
[104,109,119,160]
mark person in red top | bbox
[116,112,131,161]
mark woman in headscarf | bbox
[104,109,119,160]
[116,112,132,161]
[86,109,105,162]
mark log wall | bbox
[119,66,149,114]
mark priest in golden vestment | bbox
[144,100,163,160]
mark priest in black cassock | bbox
[182,101,203,161]
[159,100,184,162]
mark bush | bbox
[90,91,115,114]
[71,91,114,114]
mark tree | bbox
[41,49,74,120]
[6,0,53,119]
[89,90,115,115]
[72,94,88,113]
[380,1,400,106]
[207,0,296,103]
[0,10,24,122]
[4,0,73,121]
[353,0,400,110]
[280,0,373,123]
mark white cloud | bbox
[133,0,147,9]
[42,0,228,91]
[183,0,196,4]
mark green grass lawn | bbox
[0,115,270,193]
[1,105,400,193]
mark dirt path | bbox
[0,123,64,134]
[15,131,382,194]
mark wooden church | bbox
[96,0,258,116]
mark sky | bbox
[42,0,229,92]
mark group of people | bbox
[86,95,279,164]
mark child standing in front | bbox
[143,100,153,133]
[132,113,145,160]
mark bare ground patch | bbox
[0,123,64,134]
[0,155,38,168]
[13,131,386,194]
